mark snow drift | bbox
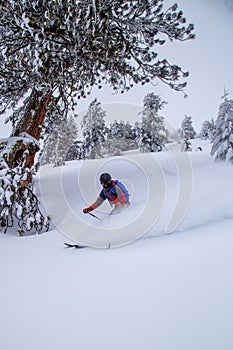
[38,140,233,247]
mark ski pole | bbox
[88,212,103,221]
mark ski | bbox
[64,242,112,249]
[88,212,103,221]
[64,242,87,249]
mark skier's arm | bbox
[83,193,105,213]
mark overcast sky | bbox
[1,0,233,137]
[76,0,233,131]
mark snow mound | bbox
[38,141,233,247]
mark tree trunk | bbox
[12,89,52,168]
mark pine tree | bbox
[0,0,195,233]
[106,120,124,156]
[0,134,50,234]
[181,115,196,140]
[199,119,215,140]
[170,128,182,143]
[40,130,59,166]
[106,120,123,156]
[65,141,83,161]
[41,116,78,166]
[81,99,107,159]
[180,115,196,151]
[139,93,169,152]
[209,119,216,141]
[54,116,78,166]
[211,90,233,163]
[106,120,137,156]
[199,121,210,140]
[134,121,141,145]
[1,0,195,147]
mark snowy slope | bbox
[0,140,233,350]
[38,140,233,247]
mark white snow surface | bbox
[1,140,233,350]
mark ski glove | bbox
[83,206,94,214]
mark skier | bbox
[83,173,130,214]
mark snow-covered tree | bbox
[106,120,137,156]
[198,119,215,140]
[208,119,216,141]
[211,91,233,163]
[65,141,83,161]
[0,0,195,233]
[180,115,196,151]
[41,116,78,166]
[81,99,107,159]
[0,134,50,234]
[40,130,59,166]
[138,93,169,152]
[1,0,195,150]
[54,116,78,166]
[134,121,141,144]
[181,115,196,140]
[106,122,123,157]
[170,129,182,143]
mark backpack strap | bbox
[114,180,130,202]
